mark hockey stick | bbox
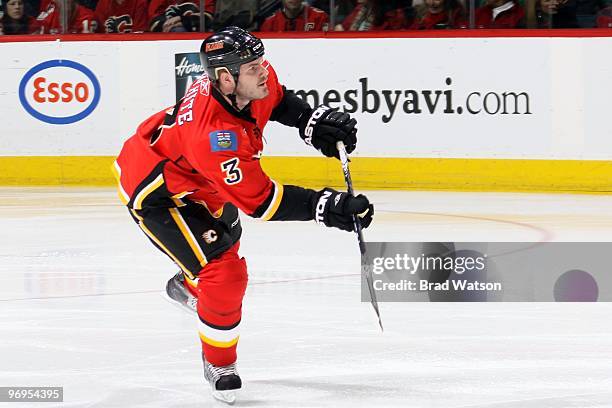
[336,141,383,331]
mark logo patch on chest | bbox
[209,130,238,152]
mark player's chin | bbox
[255,84,269,99]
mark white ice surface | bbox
[1,188,612,408]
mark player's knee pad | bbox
[197,250,248,304]
[218,256,248,293]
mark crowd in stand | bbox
[1,0,612,35]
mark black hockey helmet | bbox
[200,26,265,83]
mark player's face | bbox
[235,58,269,101]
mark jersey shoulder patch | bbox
[209,130,238,152]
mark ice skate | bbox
[204,360,242,405]
[163,272,197,314]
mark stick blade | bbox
[362,259,383,332]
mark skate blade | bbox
[212,390,237,405]
[160,292,196,315]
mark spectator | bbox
[23,0,41,19]
[253,0,281,27]
[311,0,356,23]
[410,0,466,29]
[576,0,608,27]
[149,0,214,32]
[1,0,38,34]
[596,4,612,26]
[260,0,329,31]
[536,0,578,27]
[211,0,258,30]
[79,0,98,12]
[475,0,525,28]
[340,0,411,30]
[95,0,148,32]
[36,0,98,33]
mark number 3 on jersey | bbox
[221,158,243,185]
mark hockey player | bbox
[113,27,373,404]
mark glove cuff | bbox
[299,105,333,147]
[313,188,346,227]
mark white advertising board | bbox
[1,36,611,159]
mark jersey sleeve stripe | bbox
[261,180,284,221]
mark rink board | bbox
[2,155,612,193]
[1,33,612,191]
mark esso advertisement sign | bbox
[19,60,101,125]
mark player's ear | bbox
[217,69,235,89]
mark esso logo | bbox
[19,60,101,125]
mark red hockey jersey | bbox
[95,0,148,32]
[37,1,98,33]
[260,5,329,32]
[114,62,285,218]
[475,1,525,28]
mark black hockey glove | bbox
[313,188,374,232]
[299,105,357,159]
